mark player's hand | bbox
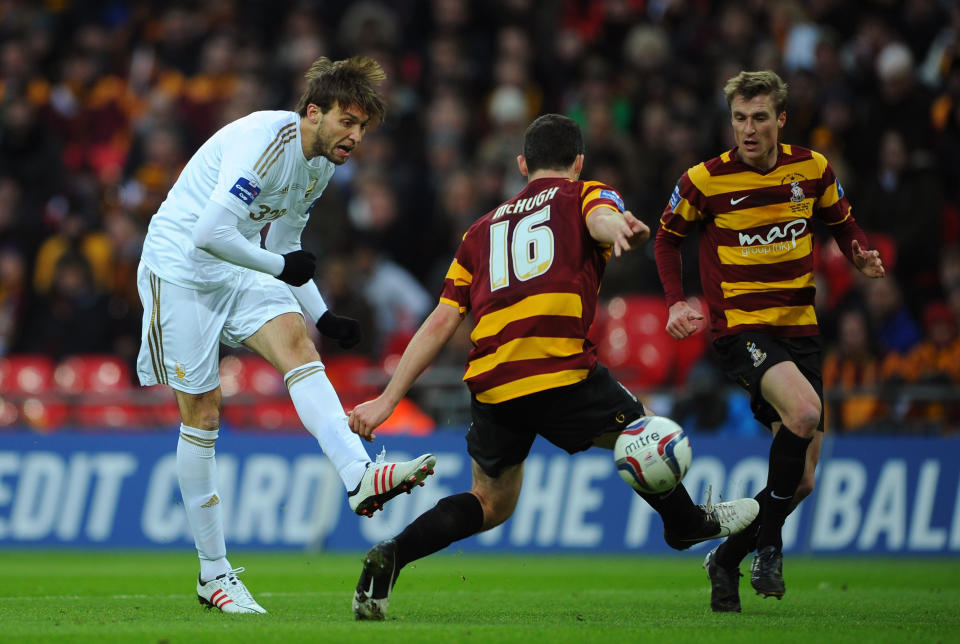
[613,210,650,256]
[316,311,362,349]
[276,250,317,285]
[348,396,395,442]
[666,300,704,339]
[852,240,885,278]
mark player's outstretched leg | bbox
[663,487,759,550]
[353,539,399,620]
[703,546,743,612]
[750,545,785,598]
[196,567,266,614]
[348,453,437,517]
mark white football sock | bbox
[177,424,231,581]
[285,362,370,490]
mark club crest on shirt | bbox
[229,176,261,204]
[780,172,810,214]
[789,180,805,202]
[746,340,767,368]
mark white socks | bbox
[177,424,231,581]
[285,361,370,490]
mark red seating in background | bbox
[139,396,181,428]
[0,355,56,394]
[219,354,285,398]
[220,355,297,430]
[670,296,708,386]
[20,398,68,431]
[0,355,61,431]
[593,295,708,390]
[247,399,301,430]
[219,354,382,429]
[596,295,674,391]
[54,354,132,394]
[324,355,380,409]
[51,355,137,429]
[74,402,142,428]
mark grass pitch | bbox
[1,550,958,643]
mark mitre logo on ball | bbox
[614,416,692,494]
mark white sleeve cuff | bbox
[288,281,328,323]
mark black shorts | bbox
[713,331,824,432]
[467,365,647,477]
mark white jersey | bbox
[141,110,335,290]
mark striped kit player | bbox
[441,178,619,403]
[348,114,760,621]
[658,142,852,339]
[655,70,885,612]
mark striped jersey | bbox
[141,111,335,290]
[439,176,625,403]
[659,143,854,338]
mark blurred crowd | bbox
[1,0,960,433]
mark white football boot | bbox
[348,450,437,517]
[664,486,760,550]
[353,539,399,620]
[196,567,267,614]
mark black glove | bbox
[316,310,362,349]
[276,250,316,286]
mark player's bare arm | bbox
[587,207,650,257]
[666,300,705,340]
[851,239,885,278]
[349,302,463,440]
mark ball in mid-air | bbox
[614,416,691,494]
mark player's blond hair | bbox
[723,70,788,114]
[295,56,387,124]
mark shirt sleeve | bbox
[581,181,625,221]
[192,200,285,276]
[815,156,869,264]
[208,125,280,217]
[815,157,854,226]
[656,173,701,306]
[439,232,475,314]
[654,225,686,306]
[658,173,704,238]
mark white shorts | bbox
[136,262,301,393]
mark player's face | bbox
[730,93,785,171]
[310,103,370,165]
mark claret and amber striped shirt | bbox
[439,177,625,403]
[656,143,867,339]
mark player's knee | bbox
[480,504,514,530]
[185,408,220,430]
[292,330,319,357]
[473,490,517,530]
[782,402,821,438]
[179,394,221,429]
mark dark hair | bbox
[723,70,789,114]
[295,56,387,124]
[521,114,584,173]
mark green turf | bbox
[0,551,958,643]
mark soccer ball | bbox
[614,416,692,494]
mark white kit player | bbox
[136,57,436,614]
